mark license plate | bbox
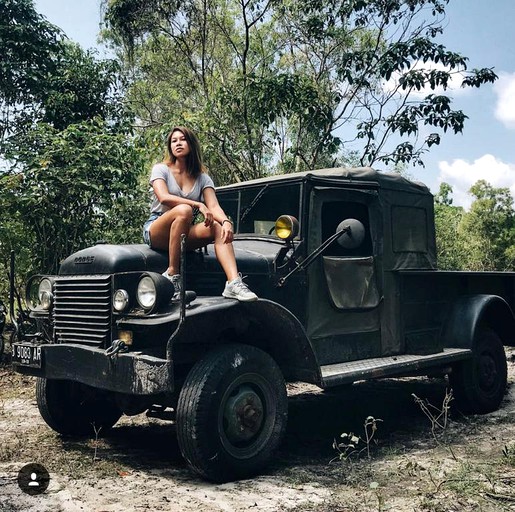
[12,343,43,368]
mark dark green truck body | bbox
[12,167,514,481]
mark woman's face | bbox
[170,130,190,158]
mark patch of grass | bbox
[502,443,515,467]
[0,431,25,462]
[442,460,492,495]
[288,500,350,512]
[0,367,35,400]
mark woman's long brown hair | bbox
[165,126,206,177]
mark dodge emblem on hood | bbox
[74,256,95,264]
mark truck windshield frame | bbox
[217,182,303,237]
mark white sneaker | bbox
[162,272,182,300]
[222,274,258,302]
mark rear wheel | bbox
[449,328,507,414]
[36,378,122,436]
[176,344,288,482]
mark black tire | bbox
[36,378,122,436]
[449,328,507,414]
[176,344,288,482]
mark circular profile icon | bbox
[17,463,50,495]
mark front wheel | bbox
[449,328,507,414]
[176,344,288,482]
[36,378,122,436]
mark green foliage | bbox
[435,181,515,271]
[434,183,465,270]
[1,1,129,145]
[102,0,496,182]
[0,1,146,294]
[459,181,515,271]
[40,42,126,130]
[1,119,147,275]
[0,0,62,105]
[0,0,62,139]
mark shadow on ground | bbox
[52,376,457,477]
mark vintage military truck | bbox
[11,168,513,481]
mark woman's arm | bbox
[153,179,199,209]
[153,179,214,225]
[203,187,234,243]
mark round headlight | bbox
[38,278,53,310]
[38,278,52,301]
[275,215,299,241]
[113,289,129,312]
[137,276,157,310]
[40,291,53,310]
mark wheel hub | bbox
[479,353,497,390]
[224,385,264,443]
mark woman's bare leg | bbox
[149,205,193,275]
[187,223,238,281]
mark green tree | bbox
[40,42,126,130]
[1,1,127,143]
[434,182,465,270]
[459,180,515,271]
[0,0,62,140]
[1,119,147,274]
[0,1,147,284]
[102,0,496,183]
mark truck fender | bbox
[441,294,515,349]
[173,298,321,384]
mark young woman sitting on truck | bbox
[142,126,257,302]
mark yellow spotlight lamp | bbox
[274,215,299,242]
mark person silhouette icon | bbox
[17,463,50,495]
[28,473,39,487]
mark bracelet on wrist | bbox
[222,219,233,226]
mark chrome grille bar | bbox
[54,275,112,345]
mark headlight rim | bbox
[136,275,158,311]
[26,275,56,312]
[113,288,130,313]
[275,214,299,242]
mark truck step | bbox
[321,348,471,388]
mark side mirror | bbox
[277,217,367,287]
[336,219,365,249]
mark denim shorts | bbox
[143,212,162,246]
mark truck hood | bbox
[59,238,288,276]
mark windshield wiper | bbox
[240,184,269,223]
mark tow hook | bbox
[105,339,129,358]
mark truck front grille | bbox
[54,275,111,346]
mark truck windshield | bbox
[217,183,302,235]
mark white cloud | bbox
[383,61,468,100]
[438,154,515,209]
[494,72,515,129]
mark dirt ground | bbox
[0,340,514,512]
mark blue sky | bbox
[35,0,515,208]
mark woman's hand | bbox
[198,203,213,226]
[220,220,234,244]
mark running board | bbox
[321,348,472,388]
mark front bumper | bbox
[13,343,171,396]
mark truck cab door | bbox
[306,187,384,365]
